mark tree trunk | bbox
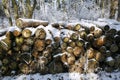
[117,0,120,21]
[2,0,13,26]
[110,0,118,19]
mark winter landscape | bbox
[0,0,120,80]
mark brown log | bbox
[13,46,21,52]
[15,37,24,46]
[51,23,60,29]
[73,24,81,31]
[54,37,61,43]
[61,52,68,64]
[34,39,45,51]
[69,64,83,73]
[35,28,46,39]
[22,29,32,38]
[86,33,94,42]
[21,44,30,52]
[70,33,79,41]
[62,37,70,43]
[79,30,87,39]
[110,44,119,53]
[95,51,105,62]
[42,49,52,62]
[19,63,30,74]
[66,47,73,53]
[2,58,9,65]
[93,36,106,48]
[87,59,99,73]
[9,62,17,70]
[86,48,95,59]
[76,40,84,47]
[69,41,76,48]
[0,38,12,51]
[93,28,103,38]
[19,53,32,64]
[67,53,76,65]
[1,66,9,75]
[73,46,84,57]
[61,42,67,50]
[45,39,52,45]
[99,46,107,53]
[32,51,39,59]
[6,31,14,40]
[89,26,95,32]
[16,18,49,28]
[24,37,34,46]
[49,60,63,74]
[13,29,21,37]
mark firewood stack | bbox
[0,18,120,76]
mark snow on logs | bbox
[16,18,49,28]
[0,20,120,76]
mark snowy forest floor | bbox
[1,71,120,80]
[0,18,120,80]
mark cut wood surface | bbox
[16,18,49,28]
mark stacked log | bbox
[0,18,120,76]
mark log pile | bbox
[0,18,120,76]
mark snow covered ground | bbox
[1,71,120,80]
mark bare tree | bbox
[2,0,37,26]
[109,0,118,19]
[117,0,120,21]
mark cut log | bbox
[35,28,46,39]
[62,37,70,43]
[79,30,87,39]
[93,36,106,48]
[73,24,81,31]
[13,28,22,37]
[15,37,24,46]
[34,39,45,51]
[73,47,84,57]
[22,29,32,38]
[16,18,49,28]
[21,44,30,52]
[66,47,73,53]
[86,48,95,59]
[70,33,79,41]
[110,44,119,53]
[87,59,99,73]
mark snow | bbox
[18,18,49,23]
[106,57,114,62]
[1,72,120,80]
